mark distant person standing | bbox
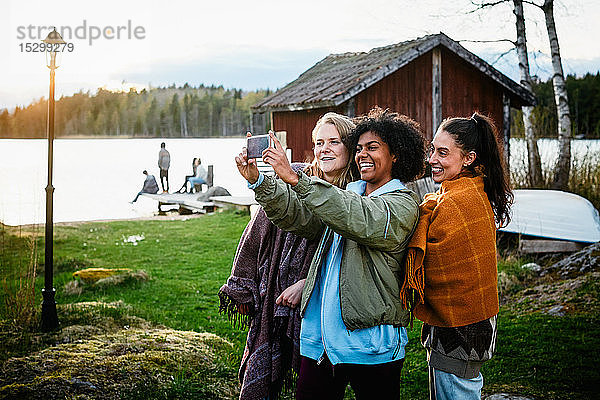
[158,142,170,193]
[130,170,159,203]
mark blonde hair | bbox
[305,112,356,188]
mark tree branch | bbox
[459,38,516,46]
[522,0,543,8]
[491,47,516,65]
[531,50,551,76]
[467,0,509,13]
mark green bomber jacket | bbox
[253,171,420,330]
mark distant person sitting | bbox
[158,142,170,193]
[130,170,159,203]
[176,157,198,193]
[187,158,208,192]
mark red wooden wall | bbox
[440,48,505,135]
[353,52,433,139]
[273,106,344,162]
[273,47,509,162]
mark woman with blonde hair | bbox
[305,112,356,188]
[219,112,357,400]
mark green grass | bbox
[497,255,530,275]
[40,214,249,339]
[484,312,600,399]
[2,212,600,399]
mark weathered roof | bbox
[253,33,535,112]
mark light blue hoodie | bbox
[299,179,409,365]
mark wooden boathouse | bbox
[251,32,536,163]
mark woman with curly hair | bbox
[236,107,427,399]
[401,112,513,400]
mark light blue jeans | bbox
[188,176,206,186]
[429,365,483,400]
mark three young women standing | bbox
[229,107,511,399]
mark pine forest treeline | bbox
[510,72,600,139]
[0,84,270,138]
[1,74,600,139]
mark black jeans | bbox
[159,169,169,192]
[296,355,404,400]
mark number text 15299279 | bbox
[19,43,74,52]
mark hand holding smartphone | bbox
[246,134,273,159]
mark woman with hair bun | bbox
[401,112,513,400]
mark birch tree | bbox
[513,0,543,186]
[470,0,571,189]
[469,0,543,186]
[540,0,571,190]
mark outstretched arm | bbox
[234,132,323,240]
[253,174,324,240]
[291,172,420,252]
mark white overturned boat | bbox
[499,189,600,243]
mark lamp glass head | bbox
[43,28,65,68]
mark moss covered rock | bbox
[0,302,238,400]
[72,268,132,284]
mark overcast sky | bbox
[1,0,599,110]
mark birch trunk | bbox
[543,0,571,190]
[513,0,543,187]
[181,110,188,137]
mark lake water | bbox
[1,137,598,226]
[0,138,252,226]
[509,138,600,167]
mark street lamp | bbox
[41,28,65,332]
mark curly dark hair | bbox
[350,107,426,183]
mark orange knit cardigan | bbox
[400,175,499,327]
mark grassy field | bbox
[1,211,599,399]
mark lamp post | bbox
[41,28,65,332]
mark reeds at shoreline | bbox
[510,139,600,210]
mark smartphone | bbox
[246,134,272,159]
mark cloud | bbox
[2,0,600,109]
[113,47,329,91]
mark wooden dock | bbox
[141,193,215,214]
[141,193,257,214]
[210,195,258,207]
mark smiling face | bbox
[313,123,350,183]
[355,131,396,194]
[428,129,475,183]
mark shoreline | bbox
[1,211,209,230]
